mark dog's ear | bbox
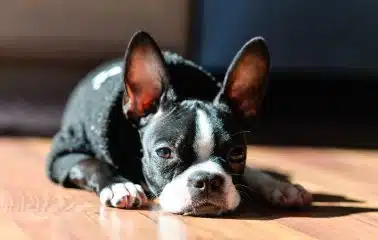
[122,31,171,122]
[215,37,270,122]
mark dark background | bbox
[190,0,378,148]
[191,1,378,70]
[1,1,378,148]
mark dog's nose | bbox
[187,171,225,193]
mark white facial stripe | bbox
[194,109,214,162]
[187,160,223,175]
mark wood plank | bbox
[0,137,377,239]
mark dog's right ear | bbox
[122,31,171,123]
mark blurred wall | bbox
[0,0,189,60]
[0,0,190,135]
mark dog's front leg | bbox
[243,167,312,207]
[68,158,148,209]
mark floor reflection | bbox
[99,205,136,240]
[98,204,189,240]
[156,213,188,240]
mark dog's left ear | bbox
[122,31,171,122]
[215,37,270,122]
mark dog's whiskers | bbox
[238,190,255,202]
[235,184,256,193]
[231,130,251,137]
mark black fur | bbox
[46,52,221,194]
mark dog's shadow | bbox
[221,169,378,220]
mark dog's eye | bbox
[228,146,246,163]
[156,147,172,159]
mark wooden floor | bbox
[0,138,377,239]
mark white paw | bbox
[266,183,313,207]
[99,182,148,209]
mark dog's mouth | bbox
[181,202,225,216]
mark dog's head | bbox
[122,31,270,216]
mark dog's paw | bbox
[99,182,148,209]
[265,183,312,208]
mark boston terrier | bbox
[46,31,312,216]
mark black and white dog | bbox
[47,31,312,216]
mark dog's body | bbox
[47,31,312,216]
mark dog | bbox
[46,31,312,216]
